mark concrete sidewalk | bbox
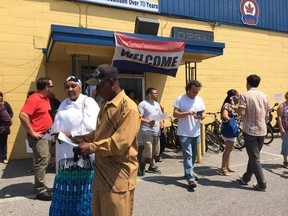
[1,138,287,216]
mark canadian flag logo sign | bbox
[112,33,185,77]
[240,0,259,26]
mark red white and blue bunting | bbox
[112,33,185,77]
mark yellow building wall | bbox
[1,0,287,159]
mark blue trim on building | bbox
[44,24,225,62]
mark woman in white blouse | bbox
[49,76,99,216]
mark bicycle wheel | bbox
[264,126,274,144]
[206,123,224,151]
[171,126,181,149]
[205,123,214,133]
[165,127,174,148]
[234,128,245,150]
[166,125,179,149]
[205,130,222,153]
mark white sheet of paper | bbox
[77,157,84,168]
[43,133,53,140]
[151,113,168,121]
[25,139,33,153]
[58,131,78,147]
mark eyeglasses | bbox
[48,85,54,88]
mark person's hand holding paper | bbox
[58,131,78,147]
[72,135,91,157]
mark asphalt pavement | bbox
[0,137,287,216]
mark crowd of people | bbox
[1,65,287,215]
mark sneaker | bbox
[138,163,146,176]
[147,165,161,174]
[3,160,8,164]
[253,184,266,192]
[184,173,199,181]
[237,177,248,186]
[46,187,53,194]
[36,191,52,201]
[284,162,288,169]
[188,180,197,189]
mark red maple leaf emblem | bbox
[245,3,254,14]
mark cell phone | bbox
[196,110,203,116]
[231,96,238,105]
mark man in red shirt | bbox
[19,77,54,201]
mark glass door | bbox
[118,74,145,103]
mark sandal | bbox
[219,168,231,176]
[227,167,236,172]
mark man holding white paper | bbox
[138,87,163,176]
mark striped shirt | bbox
[238,88,269,136]
[85,90,141,192]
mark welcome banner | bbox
[112,33,185,77]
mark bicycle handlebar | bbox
[269,103,279,112]
[206,112,221,118]
[206,112,221,115]
[168,116,178,125]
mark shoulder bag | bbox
[221,116,239,138]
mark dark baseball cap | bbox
[85,64,119,86]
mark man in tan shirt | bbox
[75,64,141,216]
[237,74,269,191]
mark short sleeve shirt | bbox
[222,103,237,119]
[20,92,53,132]
[238,88,269,136]
[138,100,162,136]
[173,94,205,137]
[281,102,288,131]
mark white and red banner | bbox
[112,33,185,77]
[76,0,159,13]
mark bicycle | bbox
[205,112,245,152]
[164,117,181,149]
[204,112,223,153]
[264,103,280,144]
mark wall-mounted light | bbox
[134,17,159,36]
[209,22,221,29]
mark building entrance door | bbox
[118,74,145,103]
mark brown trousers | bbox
[92,188,135,216]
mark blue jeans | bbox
[179,136,200,182]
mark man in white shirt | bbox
[173,80,206,190]
[138,87,162,176]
